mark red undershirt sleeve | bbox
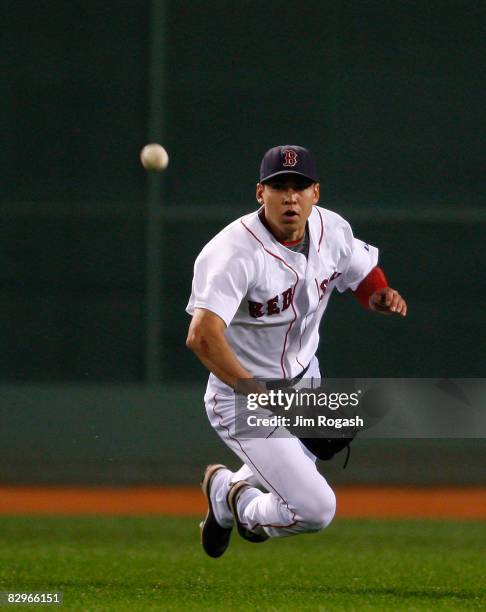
[352,266,388,309]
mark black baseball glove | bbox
[299,435,355,467]
[294,385,359,467]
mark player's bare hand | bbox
[369,287,407,316]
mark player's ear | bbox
[256,183,265,206]
[312,182,320,204]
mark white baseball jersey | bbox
[186,205,378,381]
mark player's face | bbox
[256,175,320,241]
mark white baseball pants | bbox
[204,357,336,539]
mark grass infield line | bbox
[0,486,484,518]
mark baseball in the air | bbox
[140,143,169,171]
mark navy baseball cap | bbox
[259,145,318,184]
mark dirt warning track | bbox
[0,486,484,519]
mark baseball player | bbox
[186,145,407,557]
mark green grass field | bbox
[0,516,484,611]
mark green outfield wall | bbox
[3,1,483,208]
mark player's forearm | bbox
[352,267,407,316]
[194,347,251,390]
[353,266,388,308]
[187,329,252,390]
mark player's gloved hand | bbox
[369,287,407,316]
[299,436,354,466]
[289,386,359,467]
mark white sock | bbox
[210,468,234,528]
[236,487,266,536]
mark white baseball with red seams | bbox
[186,205,378,539]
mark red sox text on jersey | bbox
[248,270,342,318]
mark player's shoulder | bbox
[311,205,354,246]
[312,205,352,231]
[196,210,262,259]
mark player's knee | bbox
[299,486,336,532]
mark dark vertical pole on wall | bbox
[145,0,166,384]
[328,1,343,200]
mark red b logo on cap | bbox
[282,149,298,167]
